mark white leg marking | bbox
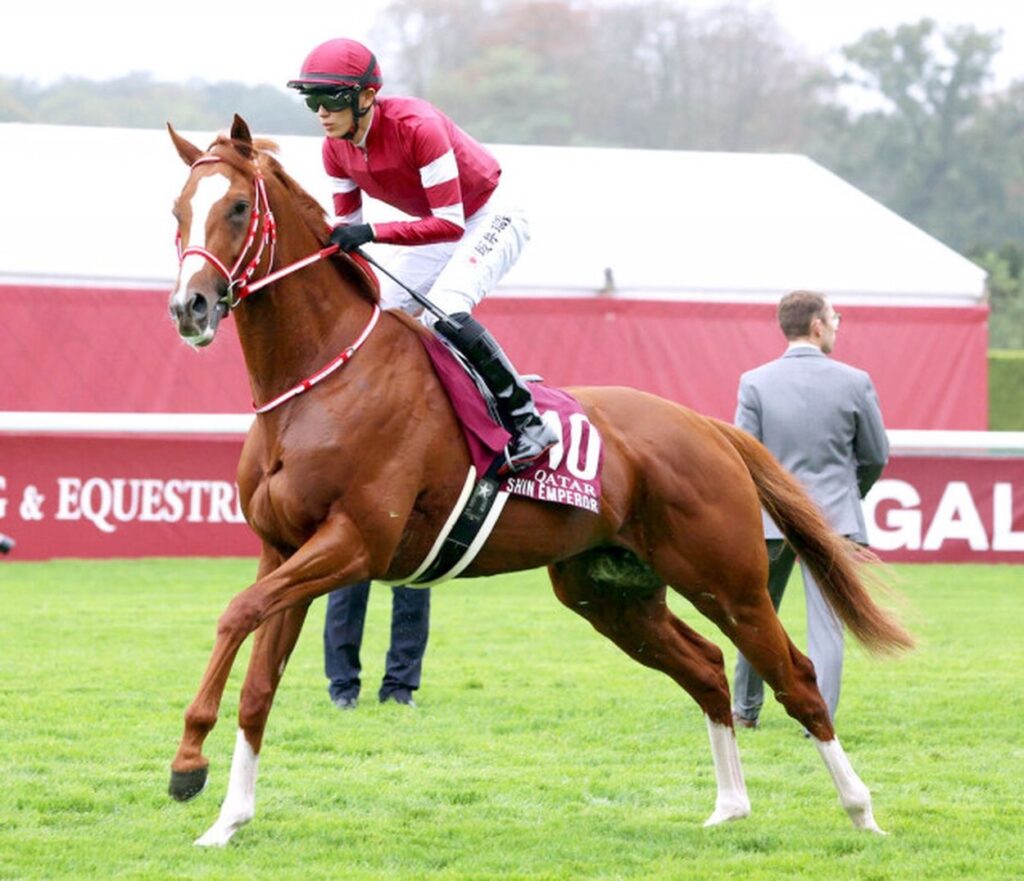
[814,736,886,834]
[703,716,751,826]
[194,729,259,847]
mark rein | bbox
[253,304,380,413]
[176,153,378,414]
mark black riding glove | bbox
[329,223,375,252]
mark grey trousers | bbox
[732,539,844,723]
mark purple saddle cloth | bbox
[420,334,602,514]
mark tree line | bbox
[3,0,1022,344]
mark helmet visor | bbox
[302,88,358,113]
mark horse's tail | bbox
[713,419,914,656]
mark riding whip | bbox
[350,247,454,324]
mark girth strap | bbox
[383,455,509,587]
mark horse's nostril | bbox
[189,293,208,320]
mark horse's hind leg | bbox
[193,601,310,846]
[549,556,751,827]
[660,545,884,832]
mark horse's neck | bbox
[232,194,374,407]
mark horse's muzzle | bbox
[169,290,227,347]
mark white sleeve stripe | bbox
[432,202,465,228]
[333,209,364,225]
[419,149,458,188]
[330,176,358,194]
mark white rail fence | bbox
[2,412,1024,457]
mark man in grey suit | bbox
[732,290,889,729]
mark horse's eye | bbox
[231,201,250,218]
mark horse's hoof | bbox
[703,798,751,827]
[847,804,887,835]
[169,766,208,802]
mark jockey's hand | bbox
[330,223,375,252]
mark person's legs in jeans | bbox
[323,580,372,704]
[379,586,431,703]
[732,540,796,724]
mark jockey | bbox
[288,38,558,475]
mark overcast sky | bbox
[4,1,1022,89]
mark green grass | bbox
[0,560,1021,880]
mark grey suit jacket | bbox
[735,346,889,542]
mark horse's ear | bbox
[167,123,202,167]
[231,114,254,159]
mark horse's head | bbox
[167,115,267,347]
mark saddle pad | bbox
[420,333,602,514]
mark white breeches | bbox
[377,197,529,327]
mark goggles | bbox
[302,88,358,113]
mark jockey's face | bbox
[316,104,354,138]
[317,88,376,141]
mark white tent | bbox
[0,122,986,305]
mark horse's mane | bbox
[206,134,380,305]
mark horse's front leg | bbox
[168,518,370,808]
[193,599,310,847]
[167,545,282,802]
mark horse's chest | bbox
[243,458,337,550]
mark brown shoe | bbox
[732,712,759,730]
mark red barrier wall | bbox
[0,284,988,428]
[866,457,1024,562]
[2,282,1003,562]
[1,431,1021,563]
[478,298,989,430]
[0,433,259,559]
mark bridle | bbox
[176,153,344,309]
[175,155,281,310]
[174,151,380,414]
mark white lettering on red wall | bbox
[866,479,1024,552]
[2,433,1023,562]
[54,477,245,534]
[0,434,260,560]
[862,457,1024,561]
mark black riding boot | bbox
[435,312,559,474]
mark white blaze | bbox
[171,172,231,310]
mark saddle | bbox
[387,334,603,586]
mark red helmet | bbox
[287,38,383,92]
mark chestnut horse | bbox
[166,116,912,846]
